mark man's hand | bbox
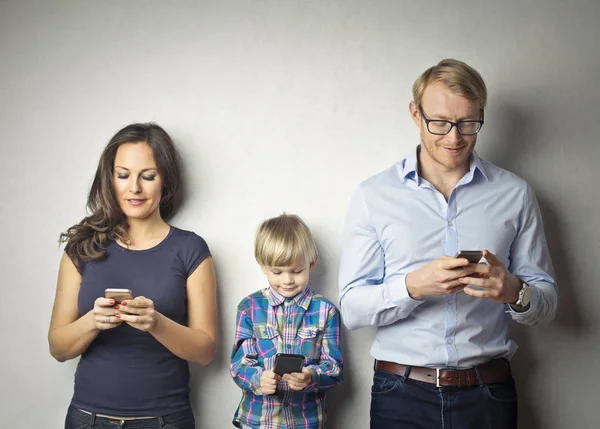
[283,367,313,391]
[260,370,281,395]
[406,256,476,299]
[460,250,521,304]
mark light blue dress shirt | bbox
[338,146,557,368]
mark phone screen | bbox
[273,353,305,376]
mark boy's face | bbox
[261,259,315,299]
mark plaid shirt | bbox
[230,286,343,429]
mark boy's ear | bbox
[260,265,269,275]
[309,256,319,272]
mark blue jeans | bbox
[370,369,518,429]
[64,405,196,429]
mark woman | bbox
[49,123,217,429]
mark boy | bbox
[230,214,343,429]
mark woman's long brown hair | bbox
[60,123,181,271]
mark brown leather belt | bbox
[374,358,510,388]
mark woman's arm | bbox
[48,253,118,362]
[146,256,218,365]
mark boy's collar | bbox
[267,286,312,310]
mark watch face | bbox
[521,285,532,306]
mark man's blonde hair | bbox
[413,59,487,109]
[255,214,318,267]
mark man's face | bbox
[410,82,482,172]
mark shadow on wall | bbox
[308,238,357,429]
[485,102,587,429]
[189,263,228,428]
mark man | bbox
[338,59,557,429]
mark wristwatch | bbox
[512,281,532,310]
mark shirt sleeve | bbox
[183,233,211,277]
[506,183,558,324]
[338,185,424,330]
[303,306,343,393]
[230,304,264,395]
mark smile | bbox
[442,146,465,153]
[127,199,147,206]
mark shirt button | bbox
[447,220,453,226]
[447,339,453,344]
[447,299,453,304]
[286,344,291,349]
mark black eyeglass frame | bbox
[418,106,485,136]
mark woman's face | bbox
[112,142,164,221]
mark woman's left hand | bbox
[116,296,159,332]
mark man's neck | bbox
[417,153,470,201]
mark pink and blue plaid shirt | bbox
[230,286,343,429]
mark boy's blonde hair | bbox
[413,58,487,109]
[255,214,318,267]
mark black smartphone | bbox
[454,250,483,264]
[273,353,305,376]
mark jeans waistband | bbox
[67,405,191,428]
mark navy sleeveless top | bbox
[71,226,210,416]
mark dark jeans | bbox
[371,369,518,429]
[65,405,196,429]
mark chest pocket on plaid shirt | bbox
[253,325,279,357]
[297,327,323,360]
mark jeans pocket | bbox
[483,379,518,403]
[64,414,89,429]
[371,372,401,396]
[164,413,196,429]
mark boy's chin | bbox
[273,286,305,297]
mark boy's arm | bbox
[303,306,343,392]
[230,306,264,395]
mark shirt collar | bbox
[398,145,489,183]
[267,285,313,310]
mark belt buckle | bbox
[436,368,441,388]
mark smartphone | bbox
[273,353,305,376]
[105,288,133,304]
[454,250,483,264]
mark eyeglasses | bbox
[419,106,484,136]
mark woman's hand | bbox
[116,296,159,332]
[91,297,122,330]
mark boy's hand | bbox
[260,369,281,395]
[283,367,314,391]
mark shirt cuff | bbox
[305,365,320,390]
[251,368,264,395]
[386,274,424,305]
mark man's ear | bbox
[309,256,319,272]
[409,101,421,128]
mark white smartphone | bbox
[105,288,133,304]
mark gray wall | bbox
[1,0,598,427]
